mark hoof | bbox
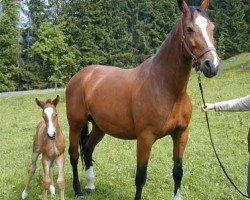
[49,185,55,195]
[76,195,86,200]
[85,188,95,193]
[22,189,28,199]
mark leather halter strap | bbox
[180,17,216,64]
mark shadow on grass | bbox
[84,183,132,200]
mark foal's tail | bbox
[79,123,89,168]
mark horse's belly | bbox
[89,100,136,139]
[92,114,136,140]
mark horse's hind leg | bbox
[22,150,40,199]
[172,128,189,200]
[83,123,105,192]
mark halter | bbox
[180,16,216,70]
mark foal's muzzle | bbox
[47,133,55,140]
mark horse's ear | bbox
[201,0,210,10]
[52,95,60,107]
[36,98,45,109]
[177,0,189,13]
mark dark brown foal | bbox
[66,0,220,199]
[22,96,65,200]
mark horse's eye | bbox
[187,27,194,33]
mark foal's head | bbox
[178,0,220,78]
[36,95,60,139]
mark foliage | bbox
[0,0,20,92]
[29,22,80,87]
[0,0,249,91]
[0,53,249,199]
[212,0,249,59]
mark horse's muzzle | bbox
[47,133,55,140]
[202,60,220,78]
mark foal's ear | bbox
[52,95,60,107]
[35,98,45,109]
[177,0,189,13]
[201,0,210,11]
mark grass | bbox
[0,53,249,200]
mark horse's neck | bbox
[153,21,192,94]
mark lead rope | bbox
[196,72,250,199]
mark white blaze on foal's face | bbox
[195,15,219,68]
[44,107,56,138]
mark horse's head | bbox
[178,0,220,78]
[36,95,60,140]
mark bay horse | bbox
[66,0,220,199]
[22,95,65,200]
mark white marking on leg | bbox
[195,15,219,68]
[44,107,55,138]
[49,185,55,195]
[22,189,28,199]
[173,188,181,200]
[85,166,95,191]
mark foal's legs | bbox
[68,125,86,199]
[83,123,105,192]
[134,134,155,200]
[49,161,55,195]
[42,156,53,200]
[22,150,40,199]
[172,128,189,200]
[56,153,65,200]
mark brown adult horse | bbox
[66,0,220,199]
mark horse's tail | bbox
[79,122,89,168]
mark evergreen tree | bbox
[104,0,136,67]
[0,0,248,92]
[211,0,248,58]
[0,0,20,92]
[28,0,49,41]
[29,22,80,87]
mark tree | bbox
[29,22,80,87]
[210,0,248,58]
[0,0,20,92]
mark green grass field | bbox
[0,53,249,200]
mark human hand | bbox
[201,103,215,112]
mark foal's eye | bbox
[187,27,194,33]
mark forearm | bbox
[214,95,250,111]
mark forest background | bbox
[0,0,249,92]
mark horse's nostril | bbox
[205,60,212,68]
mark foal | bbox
[22,95,65,200]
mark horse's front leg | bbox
[49,161,55,196]
[42,156,52,200]
[68,126,86,199]
[22,150,40,199]
[134,134,155,200]
[171,128,189,200]
[56,153,65,200]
